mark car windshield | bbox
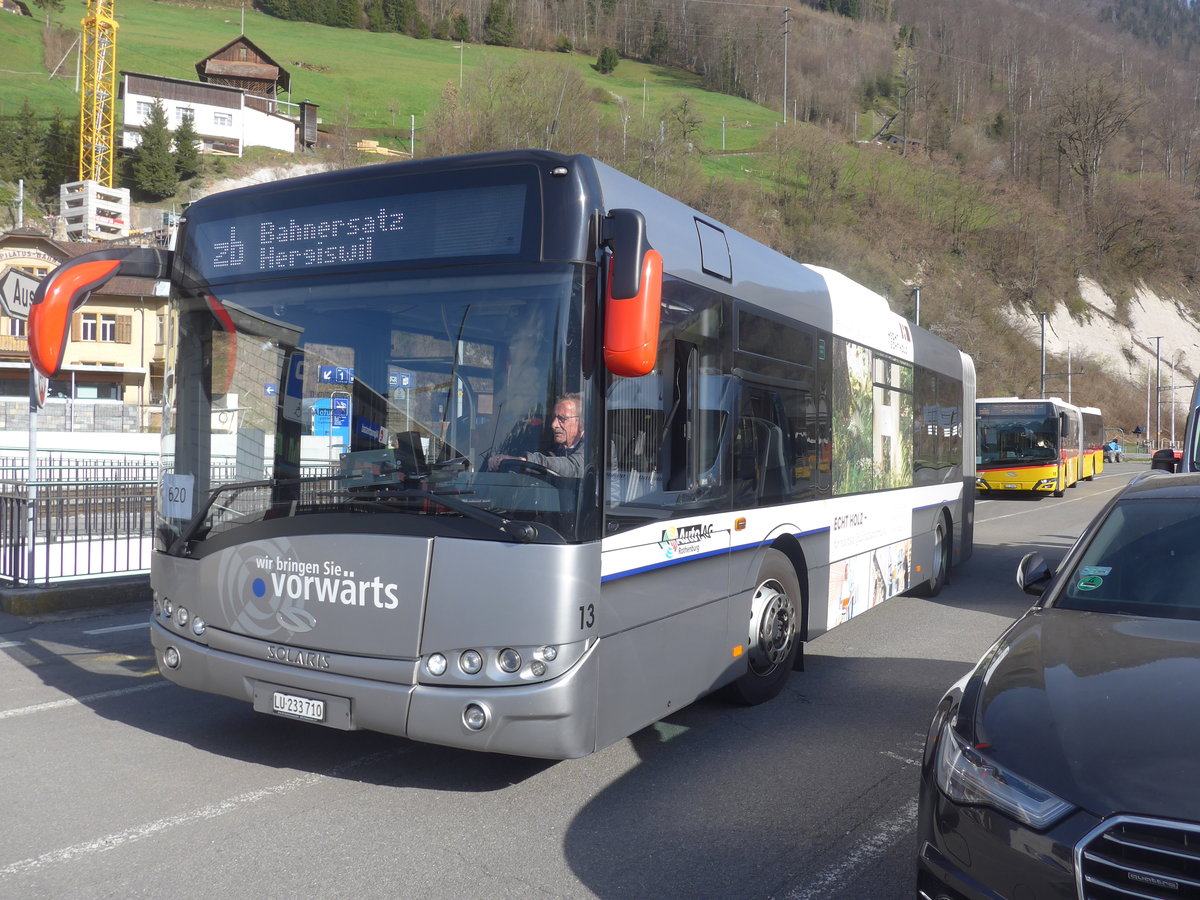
[1057,497,1200,620]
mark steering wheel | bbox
[495,457,563,486]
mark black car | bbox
[917,471,1200,900]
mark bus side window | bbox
[735,387,792,505]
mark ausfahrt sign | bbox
[0,267,40,319]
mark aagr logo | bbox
[659,523,714,559]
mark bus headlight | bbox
[163,646,181,669]
[539,645,558,662]
[498,648,522,673]
[463,703,488,731]
[191,617,206,637]
[427,653,448,677]
[175,606,189,628]
[459,650,483,675]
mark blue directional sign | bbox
[331,396,350,427]
[264,383,278,397]
[388,368,413,390]
[318,365,355,384]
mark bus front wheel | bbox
[914,518,951,598]
[730,549,801,706]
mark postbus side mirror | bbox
[1151,448,1180,473]
[28,248,171,378]
[602,209,662,378]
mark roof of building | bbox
[0,230,163,297]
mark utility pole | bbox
[1037,312,1048,398]
[1152,335,1163,450]
[782,8,790,124]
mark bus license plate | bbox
[272,691,326,722]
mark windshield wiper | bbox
[348,486,562,543]
[168,475,335,554]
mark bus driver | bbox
[488,394,585,477]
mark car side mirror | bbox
[1015,552,1053,596]
[1151,448,1180,473]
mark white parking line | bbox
[0,681,169,721]
[0,641,24,650]
[83,623,148,635]
[779,799,918,900]
[0,750,397,879]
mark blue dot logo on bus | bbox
[252,578,267,598]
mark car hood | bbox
[972,608,1200,821]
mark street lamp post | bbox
[454,44,464,89]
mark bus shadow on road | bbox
[561,652,975,899]
[0,613,554,791]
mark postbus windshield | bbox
[157,261,598,552]
[977,402,1059,466]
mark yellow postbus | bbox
[976,397,1083,496]
[1079,406,1104,480]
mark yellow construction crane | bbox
[78,0,118,187]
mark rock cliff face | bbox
[1005,279,1199,423]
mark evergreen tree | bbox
[595,46,619,75]
[7,100,45,197]
[451,13,470,41]
[483,0,515,46]
[131,100,178,200]
[334,0,359,28]
[647,12,669,63]
[173,114,202,180]
[41,107,79,198]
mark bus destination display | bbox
[193,182,529,281]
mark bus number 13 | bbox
[579,604,595,630]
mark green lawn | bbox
[2,0,781,155]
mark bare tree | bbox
[1046,66,1142,219]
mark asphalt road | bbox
[0,463,1141,899]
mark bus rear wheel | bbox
[730,549,801,705]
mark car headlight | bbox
[935,720,1075,829]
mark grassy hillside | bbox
[1,0,779,154]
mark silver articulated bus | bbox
[29,150,975,758]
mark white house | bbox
[120,72,299,157]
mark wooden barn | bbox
[195,36,292,114]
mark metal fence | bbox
[0,454,160,587]
[0,454,339,587]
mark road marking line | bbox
[0,681,169,720]
[779,799,918,900]
[0,751,397,878]
[0,641,24,650]
[83,623,148,635]
[976,481,1127,524]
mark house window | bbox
[7,317,26,338]
[80,313,97,341]
[136,101,152,117]
[175,107,195,124]
[100,314,117,342]
[156,315,166,345]
[214,111,233,128]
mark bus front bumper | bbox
[975,474,1058,492]
[151,619,600,760]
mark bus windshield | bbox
[158,262,597,552]
[977,406,1059,465]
